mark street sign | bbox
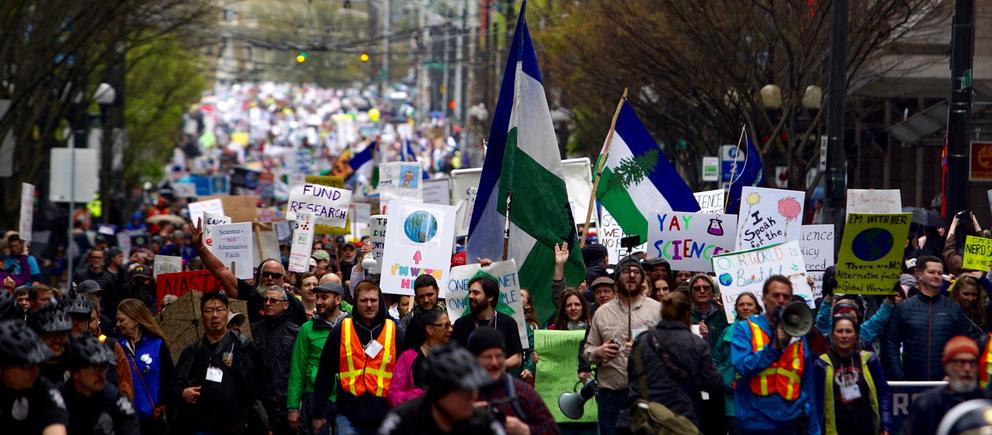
[969,141,992,181]
[702,156,719,182]
[720,144,744,182]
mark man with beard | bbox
[452,273,523,369]
[252,285,301,434]
[583,256,660,435]
[905,336,988,435]
[287,281,349,434]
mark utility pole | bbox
[381,0,390,98]
[824,0,848,242]
[946,0,975,218]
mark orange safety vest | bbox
[747,319,805,401]
[338,318,396,397]
[980,334,992,389]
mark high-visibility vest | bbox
[747,319,805,401]
[820,351,879,435]
[980,334,992,389]
[338,318,396,397]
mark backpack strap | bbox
[503,373,529,421]
[634,339,650,401]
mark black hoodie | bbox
[310,291,404,430]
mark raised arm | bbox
[190,218,239,297]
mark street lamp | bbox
[802,85,823,110]
[760,84,782,110]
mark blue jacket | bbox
[731,314,821,435]
[812,351,892,434]
[883,292,968,381]
[119,335,166,418]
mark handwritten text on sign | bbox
[288,183,352,228]
[963,235,992,271]
[735,187,805,251]
[647,211,737,272]
[712,241,813,322]
[156,270,222,304]
[835,213,911,295]
[446,260,527,348]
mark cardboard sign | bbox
[201,195,259,223]
[712,241,813,322]
[963,235,992,271]
[445,259,527,348]
[203,211,231,226]
[846,189,902,216]
[156,270,223,303]
[800,225,835,299]
[380,201,456,295]
[534,330,599,422]
[19,183,34,242]
[423,178,451,205]
[304,175,351,235]
[188,199,225,227]
[647,212,737,273]
[289,212,315,273]
[287,183,352,229]
[599,206,646,264]
[153,255,183,277]
[693,189,726,214]
[368,215,388,274]
[735,187,805,251]
[204,222,254,279]
[379,162,424,202]
[835,213,911,295]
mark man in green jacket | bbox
[287,281,350,434]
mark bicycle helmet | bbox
[0,320,53,365]
[938,399,992,435]
[423,344,493,398]
[63,291,93,318]
[63,333,115,367]
[0,287,19,321]
[28,302,72,334]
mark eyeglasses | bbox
[263,297,287,304]
[261,271,284,279]
[949,358,978,368]
[203,307,229,315]
[429,322,452,328]
[619,268,641,275]
[692,285,713,292]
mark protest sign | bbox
[800,225,835,299]
[445,259,527,348]
[203,211,231,226]
[368,215,388,274]
[693,189,726,214]
[287,183,351,229]
[174,182,197,198]
[379,162,424,203]
[846,189,902,216]
[204,222,254,279]
[19,183,34,242]
[835,213,911,295]
[116,232,131,257]
[153,255,182,277]
[257,208,276,223]
[422,178,450,205]
[599,207,646,264]
[735,187,805,251]
[288,212,315,273]
[712,241,813,322]
[274,221,292,241]
[450,169,480,236]
[963,235,992,271]
[304,175,351,235]
[156,270,222,303]
[188,198,224,227]
[647,212,737,272]
[535,330,598,423]
[562,158,596,231]
[253,227,280,265]
[230,167,260,190]
[380,201,456,296]
[355,203,371,224]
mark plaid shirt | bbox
[478,374,560,435]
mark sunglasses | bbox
[263,297,287,304]
[261,271,284,279]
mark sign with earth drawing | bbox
[379,201,456,296]
[835,213,912,295]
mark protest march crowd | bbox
[6,10,992,435]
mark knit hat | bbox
[943,336,979,365]
[614,255,643,280]
[312,250,330,262]
[467,327,506,355]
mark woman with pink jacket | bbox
[387,309,453,406]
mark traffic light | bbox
[360,52,370,63]
[296,51,307,64]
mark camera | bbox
[620,235,641,250]
[956,210,971,221]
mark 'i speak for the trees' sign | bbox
[735,187,805,251]
[379,201,456,296]
[287,183,352,228]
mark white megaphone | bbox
[558,379,598,419]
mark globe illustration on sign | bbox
[403,211,439,243]
[719,273,733,286]
[851,228,893,262]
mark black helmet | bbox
[28,302,72,333]
[938,399,992,435]
[0,287,19,321]
[423,344,492,398]
[0,320,53,365]
[63,291,93,318]
[63,333,115,367]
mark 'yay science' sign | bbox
[647,211,737,273]
[287,183,352,228]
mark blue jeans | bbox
[335,415,378,435]
[596,388,627,435]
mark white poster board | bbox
[712,241,813,322]
[153,255,182,277]
[693,189,726,214]
[445,259,528,349]
[204,222,254,279]
[203,211,232,226]
[368,215,388,274]
[287,183,352,228]
[800,225,835,300]
[378,162,424,203]
[647,212,738,272]
[19,183,34,242]
[288,212,315,273]
[423,178,451,205]
[379,201,456,296]
[846,189,902,216]
[188,199,225,228]
[735,187,805,251]
[599,207,646,264]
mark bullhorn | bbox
[779,301,813,337]
[558,379,598,419]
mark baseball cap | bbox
[314,282,345,295]
[76,280,104,294]
[128,265,153,281]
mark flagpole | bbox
[723,125,747,213]
[579,88,628,248]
